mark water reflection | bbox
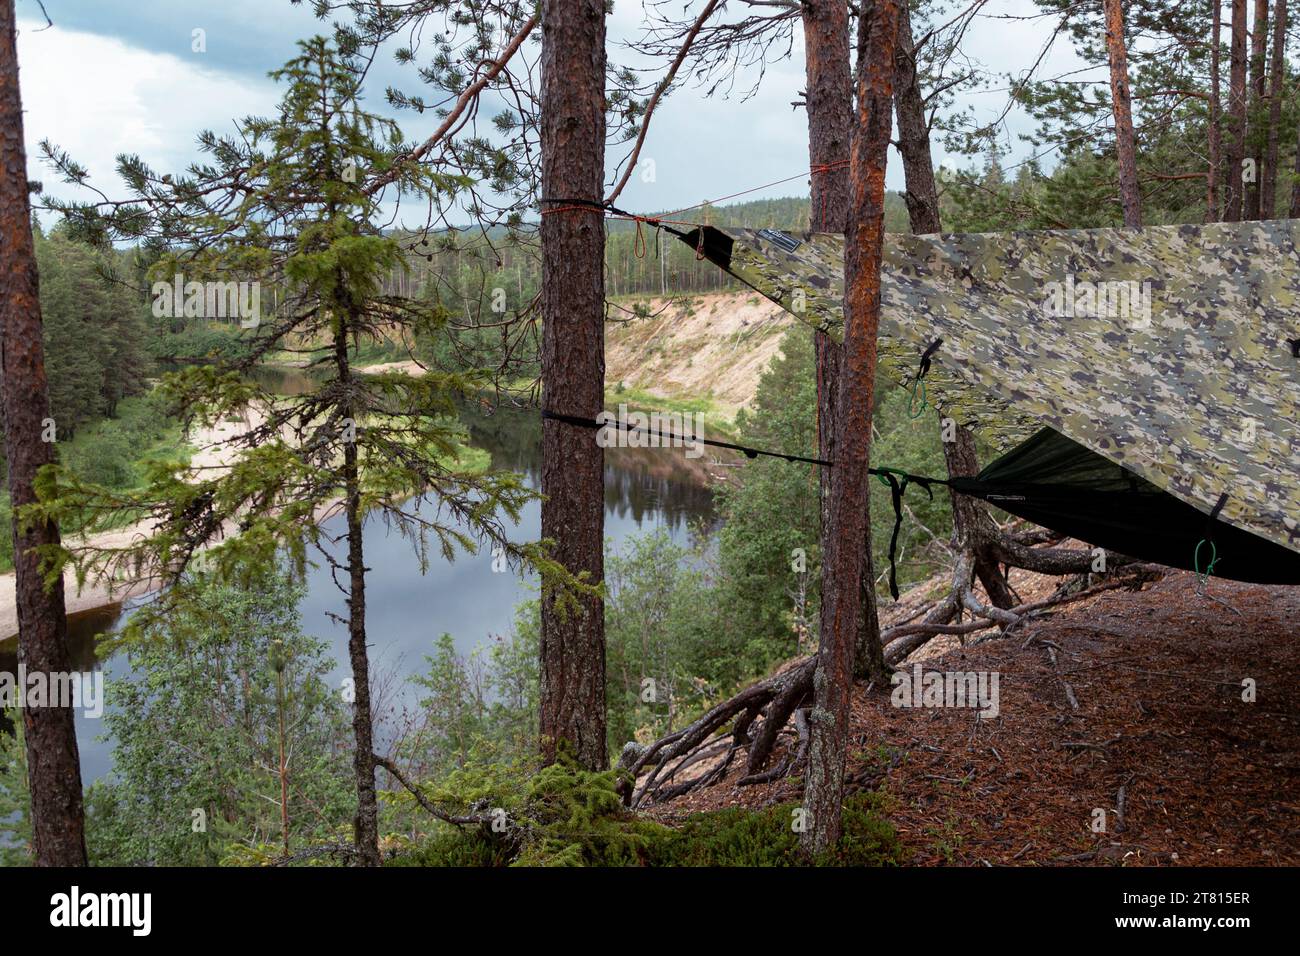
[1,389,725,782]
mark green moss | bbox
[386,750,901,868]
[386,829,515,867]
[512,758,667,867]
[649,792,901,867]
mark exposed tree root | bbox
[623,656,816,807]
[623,551,1166,807]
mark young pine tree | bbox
[40,37,572,865]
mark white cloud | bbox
[15,2,1092,223]
[17,19,275,208]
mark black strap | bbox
[875,470,936,600]
[916,337,943,380]
[538,197,692,240]
[1204,491,1228,542]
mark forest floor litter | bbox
[644,565,1300,866]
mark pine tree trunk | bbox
[1259,0,1286,217]
[1293,104,1300,217]
[538,0,608,770]
[802,0,900,857]
[345,468,379,865]
[893,3,1014,609]
[1207,0,1222,221]
[0,0,87,867]
[335,321,380,867]
[1102,0,1142,227]
[893,4,941,236]
[1226,0,1249,220]
[802,0,886,685]
[1245,0,1269,219]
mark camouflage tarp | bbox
[680,220,1300,556]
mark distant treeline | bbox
[24,195,910,396]
[32,226,152,439]
[378,193,912,318]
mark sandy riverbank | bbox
[0,406,270,641]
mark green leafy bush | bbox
[87,570,353,866]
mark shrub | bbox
[649,792,901,867]
[385,749,901,868]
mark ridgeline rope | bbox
[542,409,946,599]
[540,409,831,466]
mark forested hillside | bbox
[0,0,1296,902]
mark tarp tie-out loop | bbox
[874,467,937,600]
[908,337,943,419]
[1194,492,1229,591]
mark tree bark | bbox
[801,0,900,857]
[1259,0,1286,217]
[1244,0,1269,218]
[803,0,886,686]
[0,0,87,867]
[893,3,941,236]
[538,0,608,770]
[1293,100,1300,218]
[1226,0,1249,220]
[1102,0,1142,227]
[1207,0,1222,221]
[334,322,380,866]
[943,428,1017,605]
[804,0,852,237]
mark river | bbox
[0,378,726,783]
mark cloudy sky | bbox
[17,0,1091,227]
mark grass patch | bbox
[603,387,738,438]
[442,444,490,475]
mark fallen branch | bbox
[1062,682,1080,711]
[1115,773,1136,833]
[627,551,1165,806]
[374,754,494,828]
